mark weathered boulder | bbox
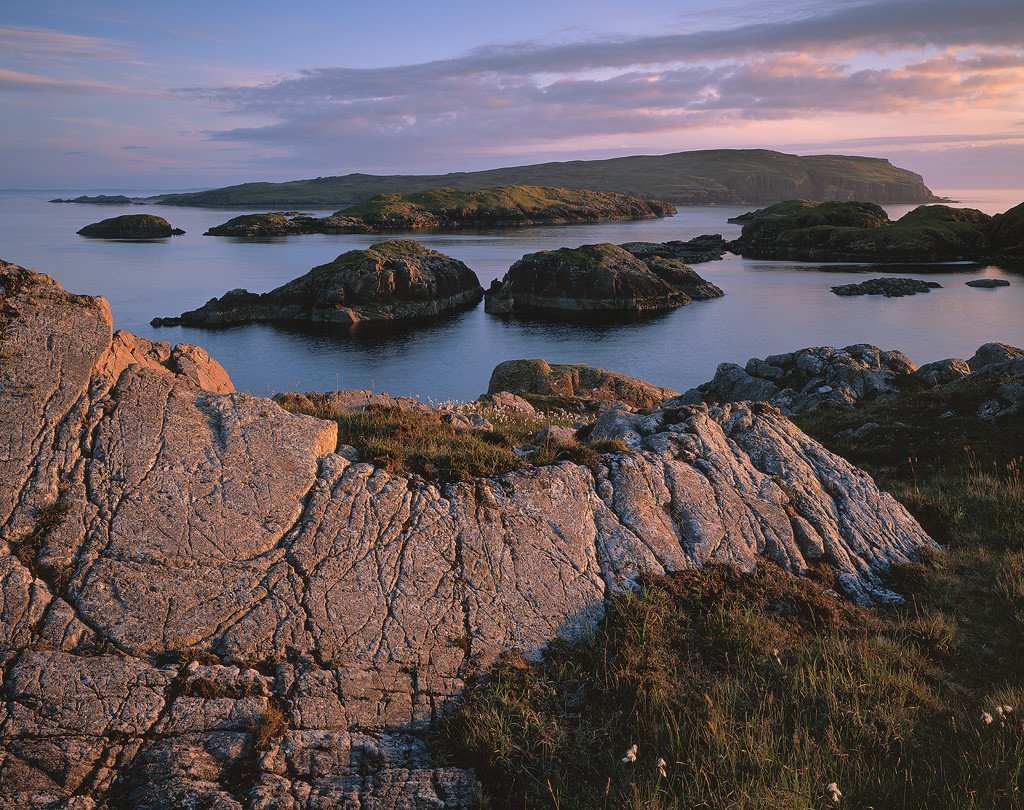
[153,240,484,327]
[676,344,918,415]
[0,261,936,807]
[831,278,942,297]
[77,214,185,238]
[965,278,1011,288]
[968,342,1024,373]
[488,359,677,408]
[484,243,722,315]
[910,358,972,388]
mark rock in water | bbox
[965,278,1010,288]
[0,260,935,807]
[485,242,723,315]
[152,239,484,327]
[831,278,942,297]
[77,213,185,238]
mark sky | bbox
[1,0,1022,191]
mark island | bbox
[146,149,941,208]
[728,199,1024,264]
[77,214,185,238]
[202,185,676,235]
[484,242,724,316]
[50,194,137,204]
[151,239,483,327]
[831,278,942,297]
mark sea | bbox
[1,188,1020,402]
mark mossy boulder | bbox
[153,240,483,327]
[77,214,184,239]
[484,243,722,316]
[487,359,677,408]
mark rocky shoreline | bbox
[0,259,938,808]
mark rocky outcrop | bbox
[729,200,1012,263]
[488,359,677,408]
[0,261,939,807]
[203,186,676,236]
[831,278,942,297]
[484,243,723,316]
[77,214,185,238]
[679,341,1024,415]
[51,195,135,205]
[985,202,1024,262]
[676,345,918,414]
[619,234,728,264]
[153,240,484,327]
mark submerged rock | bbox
[153,239,484,327]
[484,243,723,316]
[77,213,185,238]
[965,278,1010,288]
[0,260,935,807]
[831,278,942,297]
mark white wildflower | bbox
[621,743,638,763]
[772,647,783,666]
[1002,705,1015,715]
[657,757,667,778]
[981,711,995,725]
[826,782,842,803]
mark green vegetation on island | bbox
[152,149,940,208]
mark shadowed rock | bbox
[77,214,185,238]
[831,278,942,297]
[153,240,484,327]
[484,243,723,316]
[0,261,935,807]
[965,278,1010,288]
[488,359,677,408]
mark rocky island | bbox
[152,240,484,327]
[831,278,942,297]
[203,185,676,235]
[150,149,942,207]
[77,213,185,239]
[729,199,1024,264]
[484,242,724,316]
[0,258,941,807]
[51,194,136,204]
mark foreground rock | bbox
[204,185,677,236]
[0,260,934,807]
[77,213,185,238]
[729,199,1019,263]
[153,240,484,327]
[485,243,723,316]
[679,341,1024,415]
[831,278,942,297]
[488,359,677,408]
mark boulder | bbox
[77,214,185,238]
[153,240,484,327]
[967,342,1024,373]
[487,359,677,408]
[831,278,942,297]
[484,243,721,316]
[676,344,917,414]
[0,261,937,807]
[910,358,972,388]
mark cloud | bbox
[0,68,140,95]
[180,0,1024,168]
[119,144,150,150]
[0,25,135,62]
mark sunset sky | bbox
[2,0,1022,190]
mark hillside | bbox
[152,149,940,208]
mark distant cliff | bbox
[152,149,941,208]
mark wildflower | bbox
[1002,705,1015,715]
[826,782,842,804]
[657,758,667,778]
[772,647,783,666]
[981,711,994,725]
[621,743,638,763]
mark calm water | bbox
[1,188,1021,401]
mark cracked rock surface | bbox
[0,261,934,807]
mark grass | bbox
[279,395,601,483]
[433,374,1024,808]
